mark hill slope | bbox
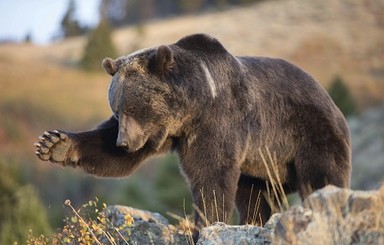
[109,0,384,108]
[2,0,382,108]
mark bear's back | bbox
[237,56,330,104]
[236,56,349,174]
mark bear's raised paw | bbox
[34,130,72,165]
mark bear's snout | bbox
[117,115,146,153]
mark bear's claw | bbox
[34,130,72,164]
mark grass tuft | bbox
[259,147,290,212]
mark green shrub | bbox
[0,161,52,244]
[155,154,192,216]
[328,75,357,117]
[0,186,52,244]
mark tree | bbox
[80,0,118,70]
[179,0,205,13]
[61,0,85,38]
[80,20,117,71]
[328,75,357,117]
[24,32,32,43]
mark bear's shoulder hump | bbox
[175,33,228,54]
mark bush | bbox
[0,161,52,244]
[155,154,192,216]
[27,198,134,244]
[328,75,357,117]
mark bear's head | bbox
[102,45,182,153]
[102,34,232,153]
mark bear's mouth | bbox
[116,135,148,153]
[121,144,145,153]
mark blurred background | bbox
[0,0,383,243]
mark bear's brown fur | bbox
[35,34,351,241]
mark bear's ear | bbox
[102,58,118,76]
[155,45,175,76]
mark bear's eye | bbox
[125,108,134,114]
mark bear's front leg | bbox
[35,116,173,177]
[189,164,240,242]
[180,154,241,242]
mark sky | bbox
[0,0,100,44]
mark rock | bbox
[102,205,280,244]
[261,213,282,242]
[274,185,384,244]
[106,205,170,226]
[197,222,263,245]
[197,213,281,245]
[101,185,383,244]
[104,205,190,244]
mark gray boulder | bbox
[104,205,190,244]
[197,213,280,245]
[274,185,384,244]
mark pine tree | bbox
[179,0,205,13]
[61,0,84,38]
[328,75,357,117]
[24,32,32,43]
[80,20,117,71]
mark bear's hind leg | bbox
[295,145,351,200]
[235,175,274,226]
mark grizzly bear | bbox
[35,33,351,240]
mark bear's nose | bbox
[116,136,128,148]
[116,121,129,148]
[116,140,128,148]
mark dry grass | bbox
[259,147,290,213]
[0,55,110,122]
